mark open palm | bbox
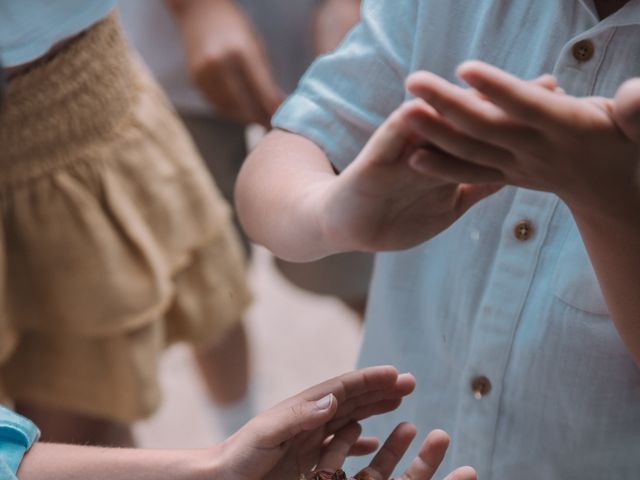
[215,366,475,480]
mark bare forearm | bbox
[572,202,640,367]
[17,443,219,480]
[236,130,339,261]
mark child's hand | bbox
[316,72,558,253]
[405,61,640,220]
[169,0,284,126]
[213,366,474,480]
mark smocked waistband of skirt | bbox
[0,12,137,184]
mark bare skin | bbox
[167,0,284,127]
[235,77,557,261]
[236,53,640,371]
[167,0,362,126]
[404,61,640,366]
[16,367,476,480]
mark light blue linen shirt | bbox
[0,0,115,67]
[0,406,39,478]
[273,1,640,478]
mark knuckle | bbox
[396,100,429,124]
[289,403,304,420]
[471,117,500,140]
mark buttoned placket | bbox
[555,2,640,97]
[448,190,559,477]
[448,10,640,475]
[554,28,616,97]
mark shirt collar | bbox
[578,0,640,28]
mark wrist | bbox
[564,182,640,230]
[308,177,352,257]
[186,446,225,480]
[314,176,370,255]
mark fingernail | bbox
[315,394,334,411]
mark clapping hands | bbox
[405,61,640,219]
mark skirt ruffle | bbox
[0,13,251,421]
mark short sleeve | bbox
[272,0,418,171]
[0,406,40,478]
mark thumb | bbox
[250,394,338,449]
[613,78,640,142]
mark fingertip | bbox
[448,466,477,480]
[426,428,450,445]
[396,421,418,439]
[396,372,417,390]
[457,60,503,91]
[406,70,439,96]
[405,70,427,89]
[398,372,416,381]
[374,365,401,385]
[456,59,486,78]
[360,435,379,446]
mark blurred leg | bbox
[15,402,134,447]
[193,321,254,436]
[194,321,250,406]
[178,114,255,435]
[181,114,251,254]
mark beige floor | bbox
[133,246,362,448]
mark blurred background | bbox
[134,244,362,448]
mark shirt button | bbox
[471,376,492,399]
[572,39,594,62]
[514,220,534,241]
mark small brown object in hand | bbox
[353,469,373,480]
[309,469,349,480]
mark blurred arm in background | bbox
[166,0,284,126]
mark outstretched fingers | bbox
[397,429,448,479]
[409,148,506,184]
[317,423,371,471]
[252,368,413,449]
[356,422,418,480]
[396,430,476,480]
[456,60,566,126]
[248,393,340,448]
[441,466,478,480]
[330,373,415,421]
[327,398,404,435]
[295,366,402,408]
[406,69,541,151]
[322,372,415,433]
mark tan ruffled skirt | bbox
[0,13,252,422]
